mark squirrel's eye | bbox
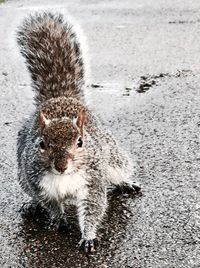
[77,137,83,148]
[40,140,46,150]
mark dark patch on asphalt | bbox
[136,78,158,93]
[91,84,104,88]
[2,71,8,76]
[123,87,133,96]
[134,70,194,94]
[168,20,200,24]
[4,122,12,126]
[90,70,194,96]
[19,83,28,87]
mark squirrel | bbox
[16,12,141,253]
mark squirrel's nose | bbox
[56,166,67,174]
[54,153,69,174]
[54,163,68,174]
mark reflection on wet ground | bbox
[17,192,141,268]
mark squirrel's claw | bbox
[132,184,143,196]
[115,183,142,197]
[126,184,143,197]
[79,238,98,253]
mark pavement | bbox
[0,0,200,267]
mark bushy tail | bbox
[17,12,84,104]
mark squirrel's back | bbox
[17,12,85,104]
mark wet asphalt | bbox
[1,0,200,267]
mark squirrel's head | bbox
[37,108,87,175]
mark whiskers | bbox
[72,153,110,166]
[72,155,87,168]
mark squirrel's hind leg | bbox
[19,198,42,218]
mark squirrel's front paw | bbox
[116,183,142,197]
[79,238,98,253]
[126,184,143,197]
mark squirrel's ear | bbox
[76,108,87,136]
[38,112,50,128]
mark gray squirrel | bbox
[17,12,141,253]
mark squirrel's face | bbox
[38,109,87,175]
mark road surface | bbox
[0,0,200,267]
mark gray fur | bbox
[17,12,141,252]
[17,12,84,104]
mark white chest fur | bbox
[39,170,87,200]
